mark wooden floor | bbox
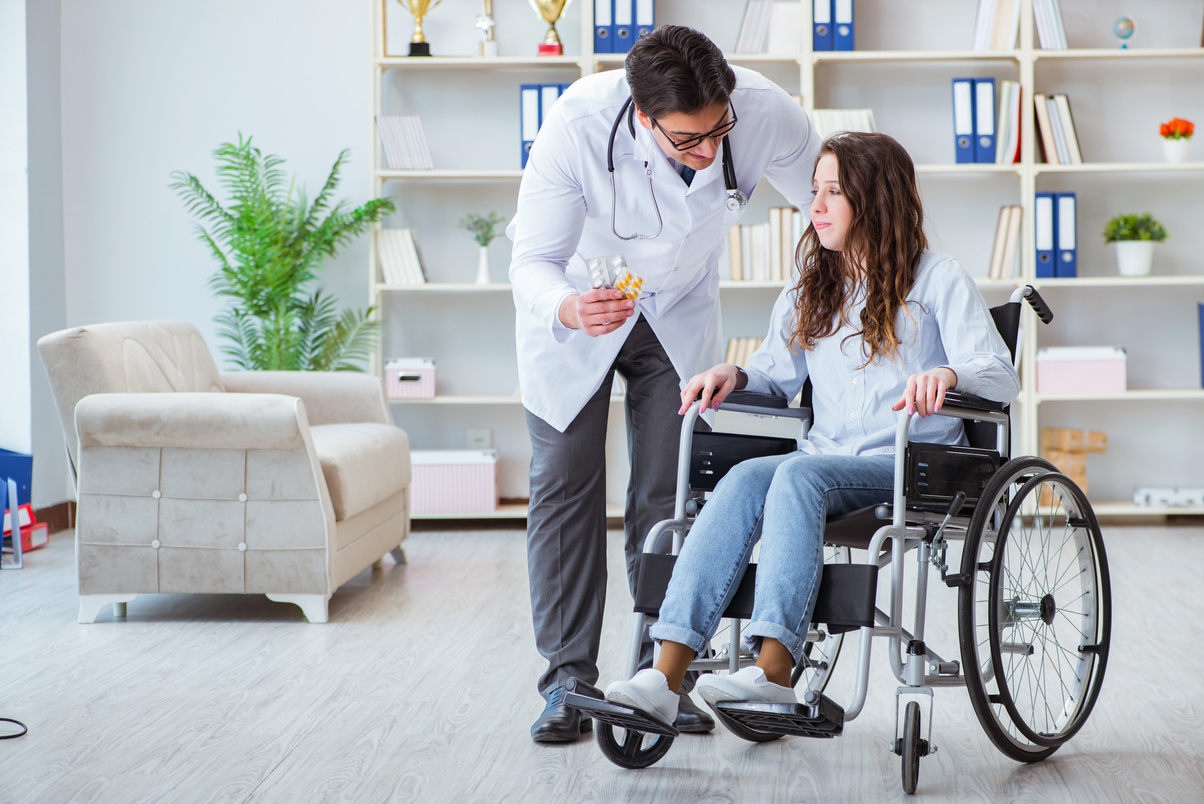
[2,520,1203,803]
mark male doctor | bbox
[509,25,821,743]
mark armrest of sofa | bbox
[221,371,391,426]
[75,392,312,450]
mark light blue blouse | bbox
[741,250,1021,456]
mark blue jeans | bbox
[648,451,896,662]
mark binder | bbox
[613,0,633,53]
[973,77,996,163]
[594,0,612,53]
[1034,192,1057,278]
[1055,192,1077,277]
[520,84,540,168]
[952,78,975,164]
[812,0,832,51]
[539,84,561,129]
[833,0,854,51]
[634,0,655,40]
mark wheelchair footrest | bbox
[715,693,845,739]
[562,677,680,737]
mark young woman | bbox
[604,132,1021,726]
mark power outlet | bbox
[467,428,493,449]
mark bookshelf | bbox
[371,0,1204,520]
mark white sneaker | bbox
[605,669,680,726]
[696,666,798,707]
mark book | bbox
[987,206,1010,279]
[999,205,1022,279]
[766,1,802,55]
[975,0,1019,50]
[735,0,773,54]
[728,227,744,281]
[810,108,876,140]
[1033,93,1059,164]
[1047,96,1070,165]
[1053,94,1083,164]
[995,80,1021,164]
[377,115,434,170]
[377,228,427,285]
[1034,0,1068,50]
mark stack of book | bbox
[1034,93,1083,164]
[724,337,764,366]
[1033,0,1068,50]
[986,205,1022,280]
[972,0,1020,50]
[377,115,434,170]
[809,109,876,140]
[734,0,774,53]
[727,207,802,283]
[377,229,428,285]
[735,0,807,54]
[994,80,1021,164]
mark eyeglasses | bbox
[650,103,738,152]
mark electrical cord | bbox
[0,717,27,739]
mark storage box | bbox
[1041,427,1107,454]
[409,449,498,514]
[385,357,436,399]
[1035,347,1126,394]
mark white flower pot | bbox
[1162,138,1190,163]
[475,245,492,284]
[1115,240,1154,277]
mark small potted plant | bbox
[461,211,508,284]
[1160,117,1194,163]
[1103,212,1167,277]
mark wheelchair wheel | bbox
[901,701,922,795]
[959,459,1111,762]
[596,724,674,769]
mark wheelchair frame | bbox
[567,287,1112,793]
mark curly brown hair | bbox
[788,132,928,367]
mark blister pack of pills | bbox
[585,254,645,304]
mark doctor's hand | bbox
[559,289,635,337]
[891,367,958,418]
[679,363,745,415]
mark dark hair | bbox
[789,132,928,367]
[625,25,736,119]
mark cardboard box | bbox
[409,450,498,514]
[1035,347,1126,394]
[385,358,436,399]
[1041,428,1107,454]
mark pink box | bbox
[409,450,498,514]
[385,358,435,399]
[1036,347,1127,394]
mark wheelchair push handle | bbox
[1017,285,1054,325]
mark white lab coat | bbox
[508,65,821,432]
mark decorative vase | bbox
[475,245,492,284]
[1115,240,1154,277]
[1162,138,1190,163]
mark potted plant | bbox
[461,211,508,284]
[1102,212,1168,277]
[1160,117,1194,163]
[171,135,394,370]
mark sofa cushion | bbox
[308,423,411,521]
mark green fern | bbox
[171,135,394,371]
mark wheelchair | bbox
[564,286,1112,794]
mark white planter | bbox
[475,245,492,284]
[1162,138,1190,163]
[1114,240,1154,277]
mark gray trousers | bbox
[525,316,683,698]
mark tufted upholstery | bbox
[38,322,411,623]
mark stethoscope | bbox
[606,96,747,241]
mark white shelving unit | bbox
[371,0,1204,520]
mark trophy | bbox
[397,0,441,57]
[530,0,573,56]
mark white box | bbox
[409,450,498,514]
[385,357,435,399]
[1035,347,1126,394]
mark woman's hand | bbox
[680,363,743,415]
[892,367,957,417]
[558,289,634,337]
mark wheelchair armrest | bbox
[940,391,1006,414]
[717,390,811,420]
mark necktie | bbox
[681,166,695,186]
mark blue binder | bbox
[812,0,832,51]
[594,0,612,54]
[1055,192,1077,277]
[1034,192,1057,278]
[634,0,655,40]
[520,84,540,168]
[973,77,996,164]
[952,78,975,164]
[613,0,633,53]
[833,0,854,51]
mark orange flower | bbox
[1161,117,1194,140]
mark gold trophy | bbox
[397,0,441,57]
[530,0,572,56]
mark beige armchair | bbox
[37,321,411,624]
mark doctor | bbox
[509,25,821,743]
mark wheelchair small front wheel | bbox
[596,725,674,769]
[901,701,922,795]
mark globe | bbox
[1113,17,1136,48]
